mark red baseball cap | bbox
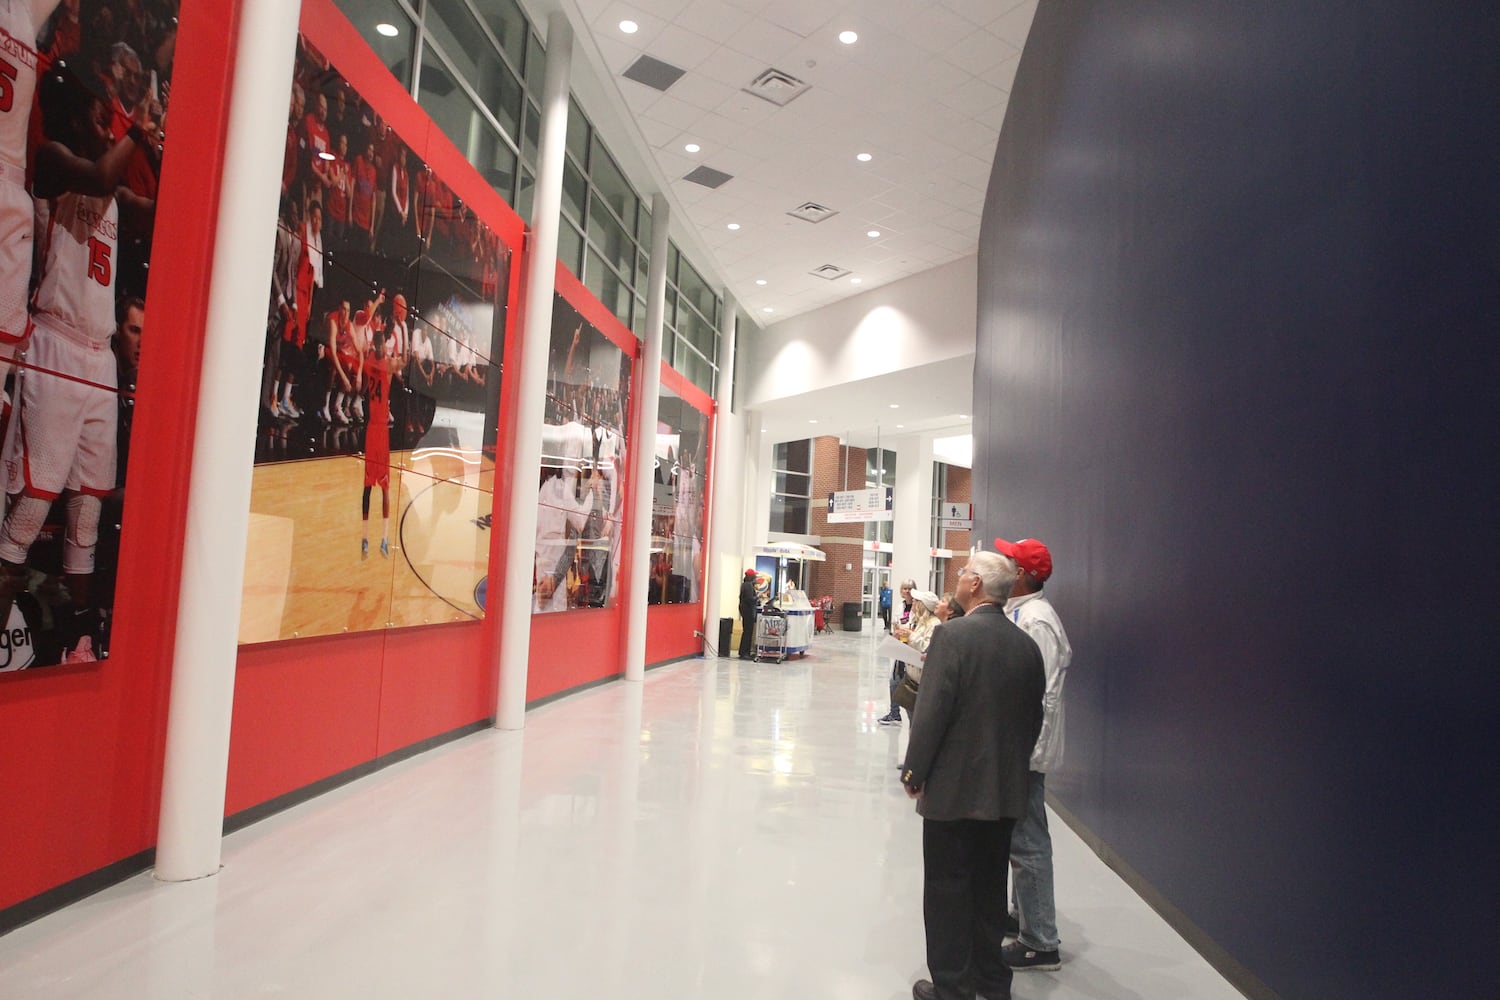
[745,569,758,578]
[995,538,1053,581]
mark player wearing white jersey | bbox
[0,2,64,410]
[0,64,152,660]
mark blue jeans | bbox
[1009,770,1058,951]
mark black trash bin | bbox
[841,601,863,632]
[717,616,733,656]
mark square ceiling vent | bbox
[743,68,810,107]
[810,264,851,280]
[623,54,686,92]
[683,165,734,189]
[787,202,838,224]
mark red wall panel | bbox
[526,607,624,702]
[645,603,703,664]
[0,0,242,913]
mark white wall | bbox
[741,256,977,409]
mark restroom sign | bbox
[938,502,973,530]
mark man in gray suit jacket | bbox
[901,550,1045,1000]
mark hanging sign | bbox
[938,501,973,531]
[828,487,894,523]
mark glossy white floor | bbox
[0,630,1244,999]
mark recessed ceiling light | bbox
[762,307,774,313]
[375,22,399,37]
[839,30,858,44]
[850,277,862,284]
[684,142,700,153]
[727,223,740,230]
[809,419,819,424]
[896,424,904,429]
[755,279,768,286]
[889,404,899,409]
[867,230,881,238]
[856,152,872,162]
[619,19,639,34]
[960,414,969,419]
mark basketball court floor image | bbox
[0,632,1244,999]
[240,447,492,642]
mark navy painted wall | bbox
[974,2,1499,998]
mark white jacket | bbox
[1003,591,1073,772]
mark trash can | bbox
[841,601,862,632]
[718,617,733,656]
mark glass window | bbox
[566,98,590,168]
[418,48,477,156]
[588,136,637,225]
[558,220,584,274]
[516,167,535,219]
[775,471,810,495]
[667,241,680,284]
[476,0,527,69]
[632,297,648,339]
[634,248,649,292]
[676,303,715,361]
[636,203,651,244]
[334,0,416,86]
[561,157,586,224]
[473,48,523,146]
[525,31,547,97]
[522,100,541,168]
[586,199,633,277]
[584,248,632,327]
[769,496,810,535]
[674,342,715,396]
[474,117,518,202]
[677,258,716,320]
[424,0,488,84]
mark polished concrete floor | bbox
[0,630,1245,999]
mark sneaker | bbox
[877,712,901,726]
[283,400,302,419]
[361,539,368,560]
[1002,940,1060,971]
[379,538,389,558]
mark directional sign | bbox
[938,501,973,531]
[828,487,894,523]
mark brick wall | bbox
[805,437,867,620]
[938,464,973,590]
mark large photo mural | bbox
[0,0,175,670]
[534,293,631,614]
[648,387,707,605]
[238,33,508,643]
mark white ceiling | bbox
[526,0,1038,454]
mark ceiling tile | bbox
[760,0,839,39]
[671,0,756,44]
[722,16,804,64]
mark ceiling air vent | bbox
[683,165,734,189]
[623,54,687,92]
[743,68,810,107]
[810,264,851,280]
[787,202,838,224]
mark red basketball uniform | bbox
[362,352,391,488]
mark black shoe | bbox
[912,980,937,1000]
[1002,939,1061,971]
[878,712,902,725]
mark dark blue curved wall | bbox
[974,3,1500,998]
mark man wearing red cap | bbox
[737,568,760,659]
[994,537,1074,972]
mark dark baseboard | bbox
[0,848,156,937]
[1046,795,1280,1000]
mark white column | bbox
[891,432,935,589]
[622,194,668,681]
[743,410,770,557]
[701,296,738,646]
[154,0,301,883]
[495,13,572,730]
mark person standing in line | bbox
[993,537,1073,973]
[901,550,1044,1000]
[877,578,916,724]
[737,568,759,659]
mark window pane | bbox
[667,241,680,283]
[586,199,633,277]
[588,136,637,224]
[474,117,518,202]
[561,157,585,224]
[334,0,415,86]
[473,47,523,145]
[476,0,527,69]
[525,31,546,97]
[677,303,715,362]
[636,203,650,243]
[566,98,590,168]
[418,48,476,156]
[558,220,584,274]
[635,248,649,291]
[770,496,810,535]
[584,248,631,327]
[775,472,810,496]
[785,439,810,473]
[424,0,488,84]
[516,167,535,219]
[677,257,716,319]
[522,100,540,167]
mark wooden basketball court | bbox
[240,448,493,643]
